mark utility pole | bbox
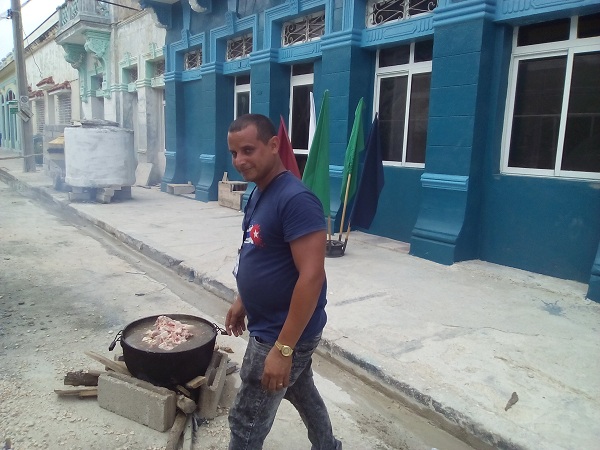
[10,0,35,172]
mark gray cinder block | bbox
[198,350,228,419]
[97,372,177,432]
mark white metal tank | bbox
[64,120,136,188]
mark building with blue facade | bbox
[140,0,600,301]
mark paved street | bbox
[0,181,474,450]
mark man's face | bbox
[228,124,279,186]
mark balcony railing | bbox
[59,0,110,28]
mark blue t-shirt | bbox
[236,171,328,343]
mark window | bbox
[374,40,432,165]
[227,34,253,61]
[35,99,45,134]
[289,63,314,154]
[57,94,71,125]
[126,67,138,84]
[184,49,202,70]
[282,12,325,47]
[154,59,165,77]
[234,75,250,118]
[503,14,600,178]
[366,0,439,28]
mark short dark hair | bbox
[228,114,276,144]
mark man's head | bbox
[228,114,277,144]
[227,114,283,190]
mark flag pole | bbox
[338,173,352,240]
[343,222,351,248]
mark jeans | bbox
[228,333,341,450]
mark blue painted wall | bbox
[147,0,600,298]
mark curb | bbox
[1,168,521,450]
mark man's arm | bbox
[261,229,326,391]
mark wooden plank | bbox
[176,385,192,398]
[84,351,131,376]
[64,370,103,386]
[185,375,206,390]
[54,387,98,397]
[166,412,188,450]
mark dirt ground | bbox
[0,182,473,450]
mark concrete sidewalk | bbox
[1,150,599,450]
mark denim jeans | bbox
[228,333,342,450]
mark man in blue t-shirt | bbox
[226,114,341,450]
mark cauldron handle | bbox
[108,330,123,351]
[213,323,228,335]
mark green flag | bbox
[302,90,330,216]
[340,98,365,204]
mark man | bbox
[225,114,341,450]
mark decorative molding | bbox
[362,14,433,48]
[200,61,223,75]
[189,0,212,14]
[62,43,88,102]
[84,30,111,99]
[421,173,469,191]
[320,29,362,50]
[249,48,279,65]
[223,58,250,75]
[84,31,110,60]
[63,43,87,70]
[434,0,495,26]
[279,41,321,63]
[498,0,596,22]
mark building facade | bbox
[0,1,168,185]
[140,0,600,301]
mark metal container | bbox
[109,314,225,387]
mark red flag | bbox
[277,116,301,178]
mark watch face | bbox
[281,346,293,356]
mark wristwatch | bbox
[274,340,294,357]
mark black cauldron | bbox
[109,314,224,387]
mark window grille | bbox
[35,100,45,134]
[128,67,138,83]
[366,0,438,27]
[155,60,165,77]
[184,49,202,70]
[227,34,253,61]
[58,94,71,125]
[282,12,325,47]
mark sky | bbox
[0,0,65,59]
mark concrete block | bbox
[68,191,92,202]
[113,185,132,200]
[218,180,247,210]
[135,162,153,186]
[97,372,177,432]
[198,350,228,419]
[167,183,195,195]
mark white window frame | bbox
[373,43,432,167]
[501,16,600,180]
[289,71,314,155]
[234,76,251,119]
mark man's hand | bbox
[225,295,246,337]
[261,347,292,391]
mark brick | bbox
[97,372,176,432]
